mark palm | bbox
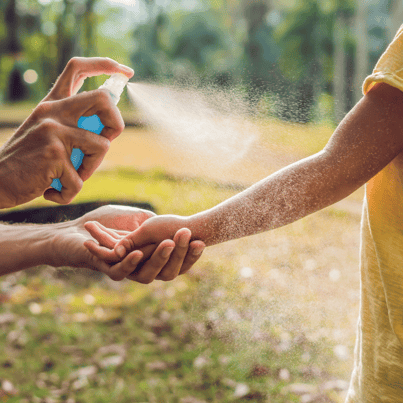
[54,205,154,269]
[77,205,155,232]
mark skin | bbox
[0,205,205,281]
[0,56,133,207]
[85,82,403,281]
[0,57,205,280]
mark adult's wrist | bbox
[42,220,76,268]
[0,222,55,275]
[0,160,16,209]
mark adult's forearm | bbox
[0,223,54,275]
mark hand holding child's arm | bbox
[84,215,204,283]
[86,83,403,277]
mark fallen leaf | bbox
[99,355,124,368]
[72,376,88,390]
[146,361,168,371]
[1,379,17,394]
[0,313,15,325]
[193,355,210,369]
[233,383,250,398]
[180,397,207,403]
[278,368,291,381]
[282,383,318,395]
[250,364,271,377]
[70,365,97,379]
[322,379,349,391]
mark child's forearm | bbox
[186,150,355,246]
[185,83,403,246]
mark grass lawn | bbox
[0,106,360,402]
[0,168,359,403]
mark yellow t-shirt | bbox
[347,25,403,402]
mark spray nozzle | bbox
[99,73,129,105]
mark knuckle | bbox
[60,198,72,205]
[97,88,113,104]
[109,272,124,282]
[73,177,84,194]
[100,57,119,69]
[139,277,153,285]
[43,142,64,162]
[39,118,59,134]
[32,102,50,120]
[117,119,125,134]
[99,136,110,153]
[67,57,82,69]
[158,272,176,282]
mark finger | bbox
[48,57,134,100]
[86,254,115,273]
[137,244,160,262]
[85,220,125,241]
[113,229,132,237]
[101,250,144,282]
[84,239,121,264]
[84,221,119,249]
[58,89,125,142]
[94,222,127,240]
[179,241,205,275]
[126,240,175,284]
[43,157,83,204]
[154,228,191,281]
[113,230,142,259]
[56,124,111,182]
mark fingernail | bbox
[192,246,205,256]
[178,233,190,248]
[162,246,174,258]
[119,64,134,74]
[116,245,126,258]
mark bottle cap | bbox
[99,73,129,104]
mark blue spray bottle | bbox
[51,73,130,191]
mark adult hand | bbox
[0,57,134,208]
[49,205,205,283]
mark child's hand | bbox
[84,215,205,283]
[115,214,190,254]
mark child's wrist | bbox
[185,214,213,246]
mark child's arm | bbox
[88,83,403,259]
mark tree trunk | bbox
[334,14,347,124]
[354,0,369,105]
[388,0,403,41]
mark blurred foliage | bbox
[0,0,398,122]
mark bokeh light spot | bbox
[23,69,38,84]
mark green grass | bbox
[0,104,354,402]
[257,118,335,157]
[2,167,238,216]
[0,167,356,402]
[0,101,142,126]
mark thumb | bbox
[114,227,153,259]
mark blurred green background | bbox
[0,1,399,402]
[1,0,401,123]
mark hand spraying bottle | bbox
[51,73,129,191]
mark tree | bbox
[354,0,369,104]
[130,4,237,83]
[272,0,356,122]
[334,12,348,122]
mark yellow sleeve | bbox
[363,24,403,95]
